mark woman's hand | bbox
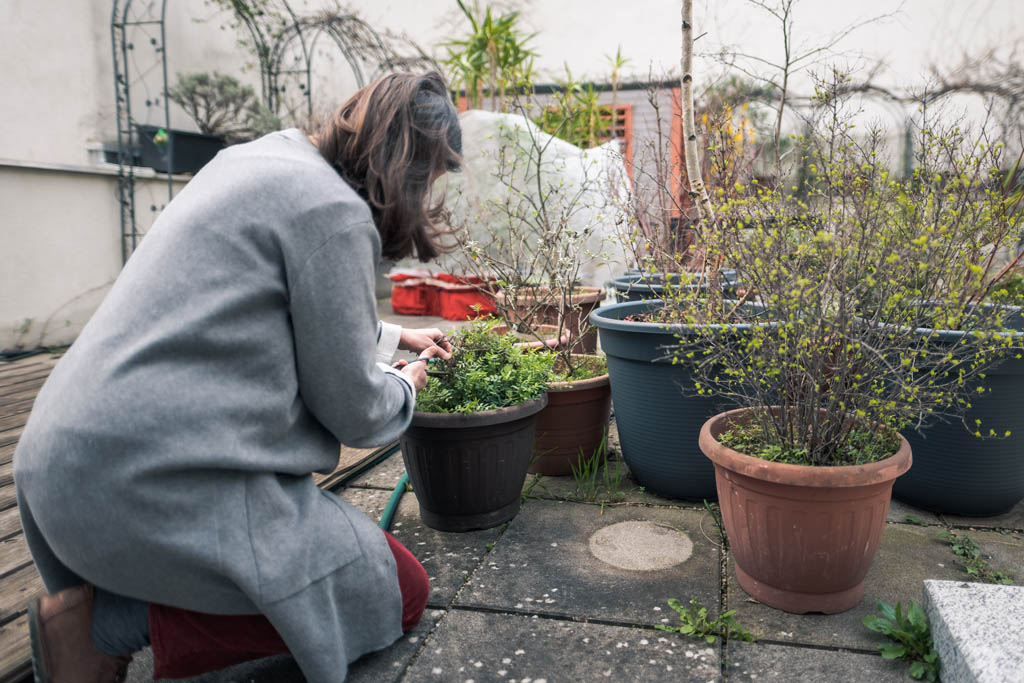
[398,327,453,360]
[394,344,447,391]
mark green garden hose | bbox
[379,472,409,531]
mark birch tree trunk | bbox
[680,0,716,231]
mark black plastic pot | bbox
[400,396,548,531]
[136,124,226,174]
[613,270,739,302]
[590,299,763,500]
[893,310,1024,516]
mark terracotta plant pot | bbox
[529,358,612,476]
[699,407,912,614]
[504,287,605,354]
[490,323,568,350]
[400,396,548,532]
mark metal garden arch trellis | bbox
[111,0,432,264]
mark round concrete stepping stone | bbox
[588,521,693,570]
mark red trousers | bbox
[148,531,428,679]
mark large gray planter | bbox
[613,270,739,303]
[894,309,1024,516]
[590,298,757,500]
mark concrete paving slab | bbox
[338,486,394,524]
[522,461,685,508]
[887,498,942,526]
[940,499,1024,532]
[956,529,1024,585]
[726,522,967,649]
[126,609,445,682]
[346,450,408,490]
[388,495,505,607]
[725,641,908,682]
[456,500,722,627]
[127,648,304,683]
[404,609,721,682]
[924,580,1024,683]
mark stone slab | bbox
[346,449,408,490]
[725,641,908,682]
[388,495,506,607]
[456,499,721,627]
[925,580,1024,683]
[403,609,721,682]
[940,499,1024,532]
[925,581,1024,683]
[126,609,445,683]
[726,522,968,649]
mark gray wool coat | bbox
[14,129,416,682]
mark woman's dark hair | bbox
[313,71,462,262]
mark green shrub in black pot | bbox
[401,320,554,531]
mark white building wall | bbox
[1,0,1020,350]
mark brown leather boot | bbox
[28,585,132,683]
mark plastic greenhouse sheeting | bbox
[399,110,631,287]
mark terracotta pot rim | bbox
[545,353,609,391]
[699,406,912,487]
[491,323,569,349]
[412,395,549,428]
[503,286,606,307]
[547,372,610,392]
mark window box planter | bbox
[135,124,226,174]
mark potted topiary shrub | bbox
[679,85,1023,613]
[400,320,554,531]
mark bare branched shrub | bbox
[668,71,1024,466]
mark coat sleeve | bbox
[288,214,415,448]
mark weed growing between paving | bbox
[862,600,940,681]
[937,530,1015,584]
[656,598,755,644]
[569,433,627,506]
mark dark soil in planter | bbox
[400,397,548,531]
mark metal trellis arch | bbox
[111,0,420,264]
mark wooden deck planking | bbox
[0,429,23,450]
[0,487,14,513]
[0,369,53,391]
[0,535,31,579]
[0,362,53,383]
[0,401,34,423]
[0,615,31,683]
[0,508,22,541]
[0,415,29,436]
[0,567,44,625]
